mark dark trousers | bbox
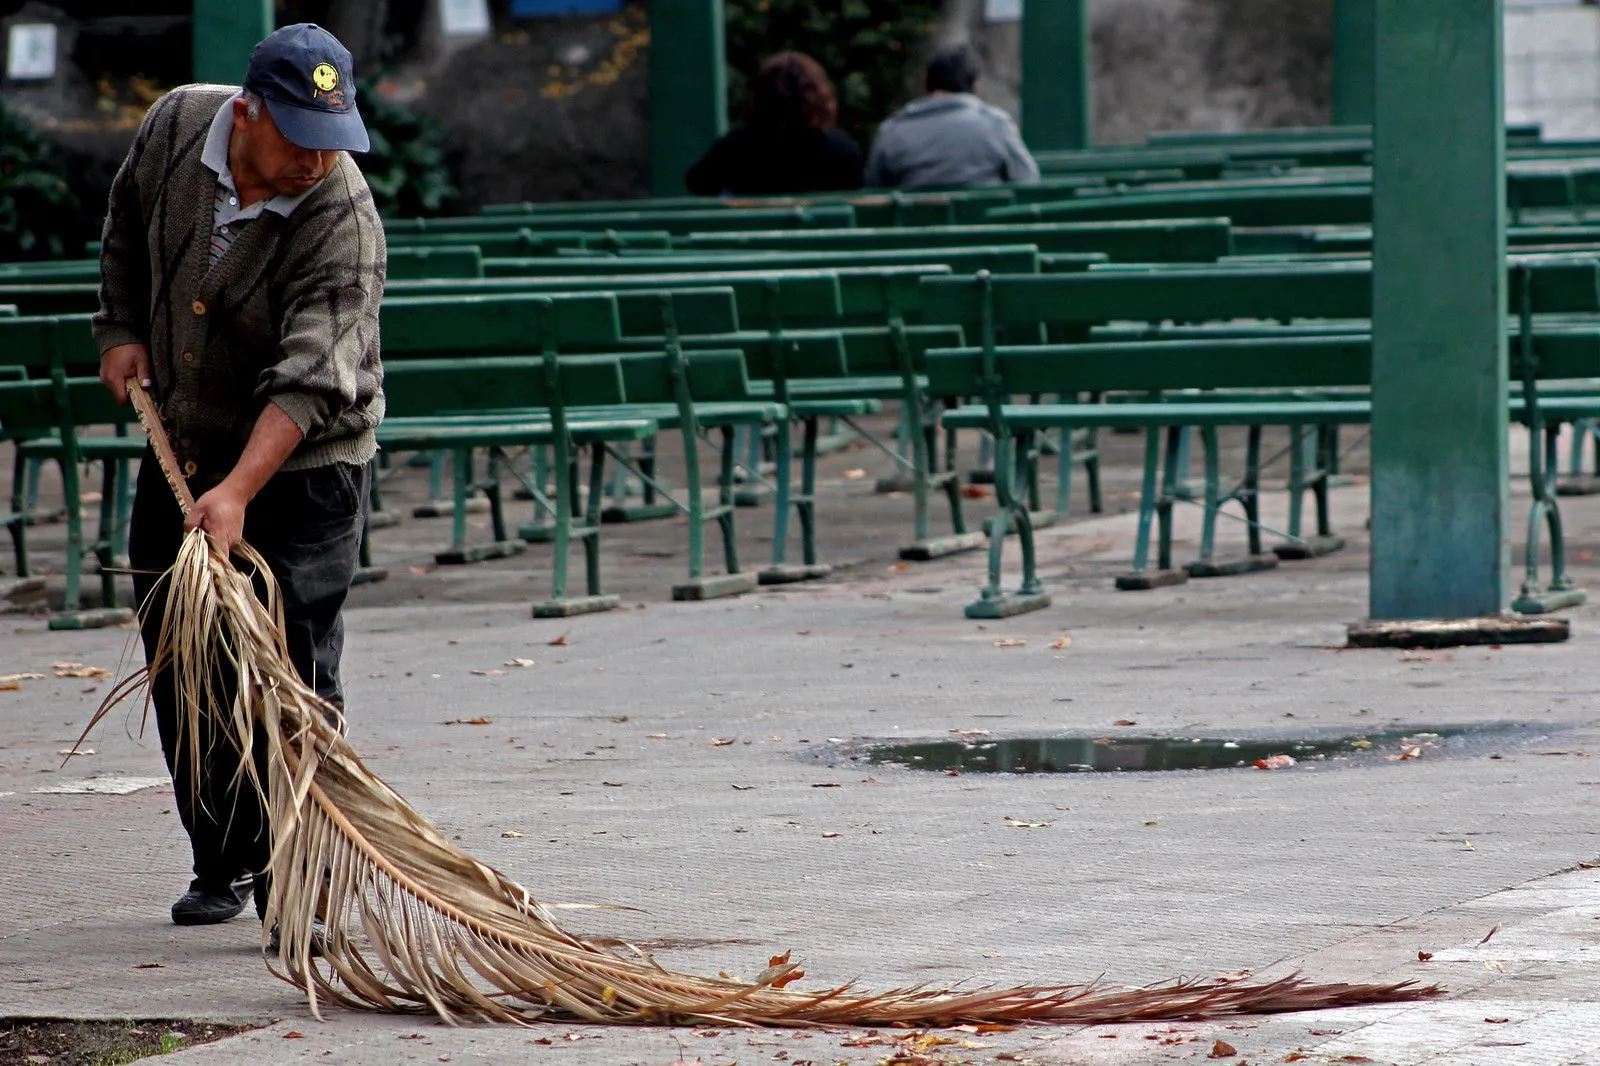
[128,450,367,891]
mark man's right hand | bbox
[100,343,151,404]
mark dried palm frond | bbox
[81,385,1444,1028]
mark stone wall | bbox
[949,0,1333,144]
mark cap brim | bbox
[264,96,371,153]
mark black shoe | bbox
[170,877,250,926]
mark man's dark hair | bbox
[925,44,980,94]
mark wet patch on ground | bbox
[827,721,1562,775]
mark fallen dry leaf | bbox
[0,684,17,692]
[1144,819,1159,827]
[1417,950,1434,961]
[1214,969,1252,983]
[1049,635,1072,650]
[710,737,736,747]
[821,832,841,839]
[1334,1058,1376,1064]
[52,662,108,678]
[951,728,991,737]
[548,634,569,647]
[283,1031,304,1039]
[601,782,624,787]
[442,717,492,726]
[1384,746,1424,761]
[811,782,841,788]
[1254,753,1296,770]
[0,673,44,683]
[505,658,536,668]
[57,748,95,756]
[501,830,524,839]
[960,484,991,499]
[1480,923,1500,944]
[1003,816,1050,829]
[134,962,164,969]
[952,1024,1017,1035]
[843,468,867,479]
[1114,718,1137,727]
[1209,1039,1237,1058]
[1349,738,1372,749]
[1484,1017,1511,1024]
[470,669,506,677]
[731,784,755,791]
[992,638,1027,648]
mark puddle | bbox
[853,723,1542,775]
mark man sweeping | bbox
[93,23,385,930]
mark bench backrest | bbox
[675,219,1235,263]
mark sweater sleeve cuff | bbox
[93,323,146,355]
[267,392,324,438]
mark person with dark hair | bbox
[864,43,1039,190]
[685,51,863,196]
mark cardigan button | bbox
[182,460,198,476]
[182,350,195,363]
[191,300,206,316]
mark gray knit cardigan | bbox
[93,84,386,475]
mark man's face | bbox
[232,97,333,198]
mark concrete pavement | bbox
[4,425,1600,1064]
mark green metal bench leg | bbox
[8,446,28,577]
[366,452,401,530]
[414,449,489,519]
[1274,424,1345,561]
[602,435,678,524]
[1556,419,1600,496]
[1514,424,1586,614]
[520,444,557,542]
[582,443,609,600]
[875,401,918,494]
[966,431,1050,619]
[674,424,756,601]
[47,455,132,630]
[435,447,525,566]
[1116,425,1188,591]
[351,459,391,586]
[1185,426,1278,579]
[1084,425,1104,515]
[761,416,831,585]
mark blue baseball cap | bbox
[243,24,370,153]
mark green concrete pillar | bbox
[649,0,728,196]
[1332,0,1375,126]
[1021,0,1090,151]
[1369,0,1508,619]
[192,0,273,85]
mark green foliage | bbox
[0,98,84,260]
[723,0,943,146]
[352,80,461,219]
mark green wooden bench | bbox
[483,244,1047,278]
[674,219,1236,263]
[0,315,143,629]
[917,259,1600,617]
[383,229,673,256]
[0,246,486,281]
[385,204,857,237]
[379,291,784,601]
[380,349,656,617]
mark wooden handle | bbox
[126,378,195,514]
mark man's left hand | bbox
[185,482,249,555]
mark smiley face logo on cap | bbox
[312,62,339,93]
